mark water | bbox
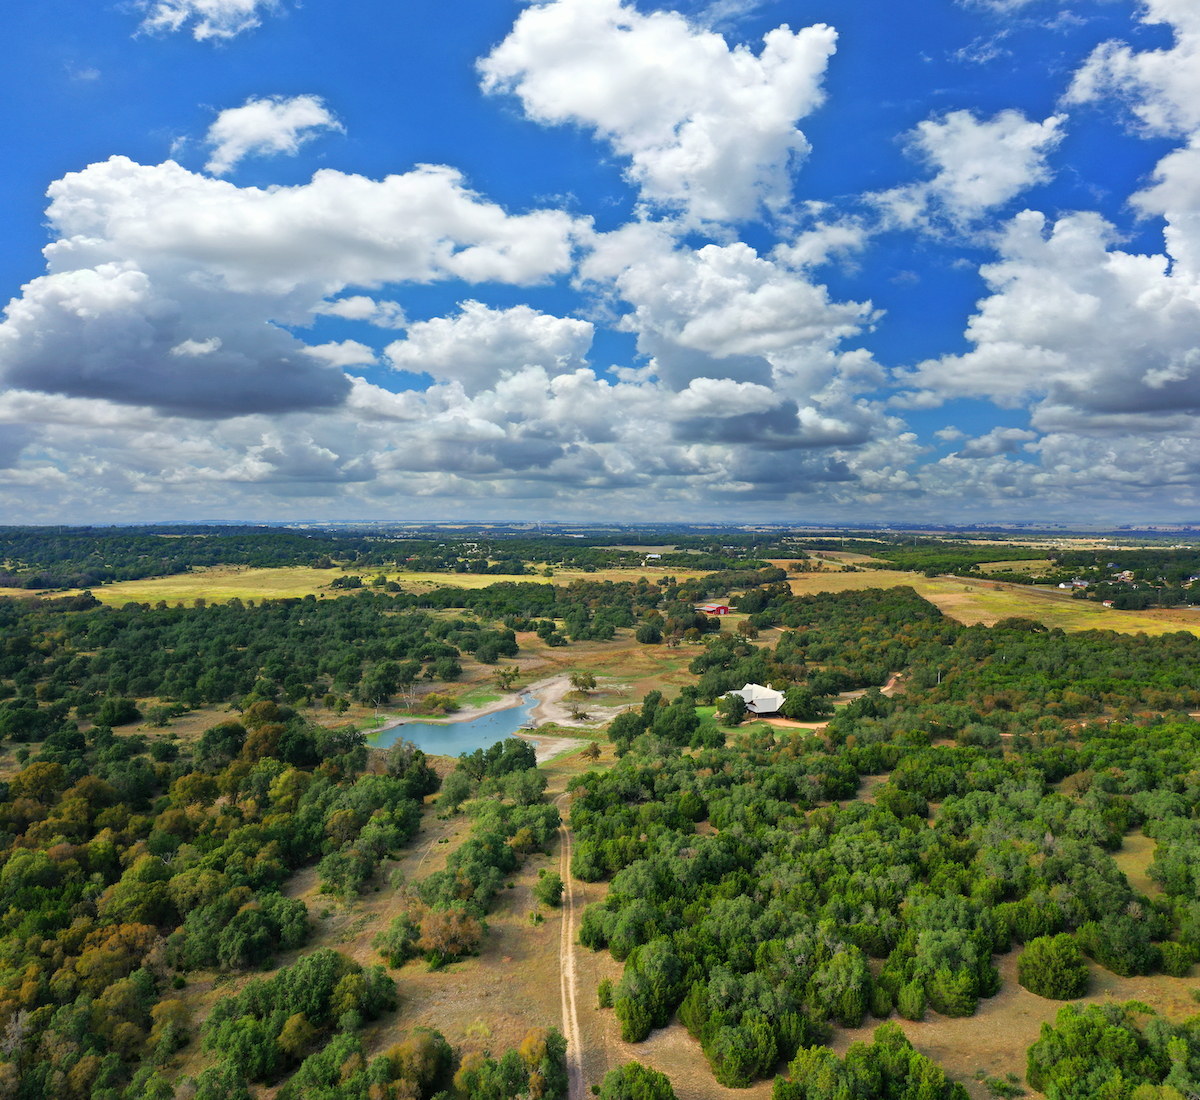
[368,694,541,757]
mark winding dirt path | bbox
[555,793,585,1100]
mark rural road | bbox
[556,793,585,1100]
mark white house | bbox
[727,683,785,715]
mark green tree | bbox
[1018,934,1089,999]
[717,693,747,726]
[599,1061,678,1100]
[570,671,597,694]
[781,687,834,721]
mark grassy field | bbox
[976,558,1054,575]
[773,566,1200,637]
[5,559,1197,640]
[0,562,715,607]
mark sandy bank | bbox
[525,673,629,728]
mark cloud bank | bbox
[2,0,1200,522]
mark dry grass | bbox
[1111,831,1162,900]
[0,565,352,606]
[977,559,1055,576]
[771,567,1200,637]
[829,948,1200,1100]
[3,562,715,607]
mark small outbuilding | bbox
[699,603,730,615]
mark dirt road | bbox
[556,793,585,1100]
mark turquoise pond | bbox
[368,694,540,757]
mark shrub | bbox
[599,1061,677,1100]
[416,909,482,966]
[97,698,141,727]
[1158,940,1193,977]
[898,980,926,1021]
[535,871,565,908]
[373,911,421,968]
[1017,934,1089,999]
[1077,916,1161,977]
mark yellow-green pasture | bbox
[976,558,1054,576]
[0,562,712,607]
[6,559,1197,639]
[780,568,1200,637]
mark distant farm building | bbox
[726,683,785,715]
[699,603,730,615]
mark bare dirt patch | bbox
[528,673,631,729]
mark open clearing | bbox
[976,558,1054,575]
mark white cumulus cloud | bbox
[169,336,222,357]
[0,156,584,417]
[205,95,343,176]
[869,109,1066,230]
[479,0,837,224]
[895,207,1200,426]
[581,222,880,398]
[311,296,407,329]
[954,426,1038,457]
[384,301,593,394]
[895,1,1200,435]
[303,340,378,368]
[1065,0,1200,138]
[137,0,279,41]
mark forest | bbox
[0,543,1198,1098]
[570,588,1200,1097]
[0,650,573,1100]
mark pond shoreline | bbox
[373,689,530,737]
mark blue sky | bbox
[0,0,1197,523]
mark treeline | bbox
[856,541,1200,605]
[861,545,1049,577]
[574,586,1200,1090]
[682,586,955,706]
[0,527,391,590]
[0,595,484,732]
[0,526,795,590]
[1054,547,1200,589]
